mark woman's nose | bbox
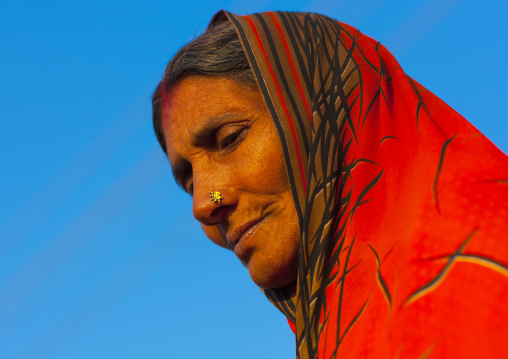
[191,169,230,225]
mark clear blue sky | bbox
[1,0,506,358]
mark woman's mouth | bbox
[229,218,264,260]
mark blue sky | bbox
[1,0,506,358]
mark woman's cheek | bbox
[244,136,287,191]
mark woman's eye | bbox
[218,128,245,150]
[184,176,193,195]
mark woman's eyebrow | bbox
[191,113,242,146]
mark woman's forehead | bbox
[162,76,265,129]
[160,75,266,158]
[162,77,248,124]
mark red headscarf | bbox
[210,11,508,358]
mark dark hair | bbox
[152,21,257,153]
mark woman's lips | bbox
[229,218,263,260]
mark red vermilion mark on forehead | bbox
[156,82,178,129]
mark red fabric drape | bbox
[211,11,508,358]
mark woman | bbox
[153,11,508,358]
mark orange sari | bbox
[211,11,508,358]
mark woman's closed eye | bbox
[174,162,193,195]
[217,127,247,151]
[183,175,193,195]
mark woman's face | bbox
[161,75,300,289]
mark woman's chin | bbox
[247,257,298,289]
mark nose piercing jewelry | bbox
[210,191,224,204]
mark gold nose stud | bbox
[209,191,224,204]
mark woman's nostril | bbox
[210,207,221,219]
